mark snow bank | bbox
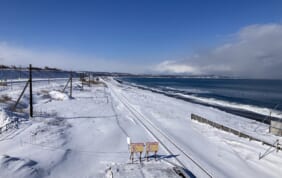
[0,155,43,178]
[0,109,11,128]
[49,91,70,101]
[106,162,183,178]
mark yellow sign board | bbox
[130,143,144,153]
[146,142,159,152]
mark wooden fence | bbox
[191,113,281,150]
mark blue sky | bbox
[0,0,282,78]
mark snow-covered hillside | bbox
[0,78,281,178]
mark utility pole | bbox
[81,73,83,90]
[29,64,33,117]
[70,71,72,98]
[88,73,91,87]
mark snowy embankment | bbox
[0,77,281,178]
[105,78,282,178]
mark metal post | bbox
[62,78,71,93]
[29,64,33,117]
[13,79,29,111]
[88,73,90,87]
[70,71,72,97]
[155,151,157,161]
[80,73,82,87]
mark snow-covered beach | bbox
[0,78,281,178]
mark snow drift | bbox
[49,91,70,101]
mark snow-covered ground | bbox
[0,78,281,178]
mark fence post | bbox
[29,64,33,117]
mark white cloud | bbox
[2,23,282,78]
[154,23,282,78]
[0,42,145,73]
[154,60,200,74]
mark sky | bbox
[0,0,282,78]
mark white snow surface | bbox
[48,90,70,101]
[0,78,281,178]
[0,109,10,128]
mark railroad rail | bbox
[108,82,213,178]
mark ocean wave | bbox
[160,86,210,94]
[121,80,282,119]
[176,93,282,119]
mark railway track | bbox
[108,82,213,178]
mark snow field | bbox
[1,79,177,178]
[0,78,281,178]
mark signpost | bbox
[146,142,159,161]
[129,143,144,163]
[128,141,159,163]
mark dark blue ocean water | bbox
[120,77,282,118]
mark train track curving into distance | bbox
[108,81,213,178]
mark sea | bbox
[119,77,282,123]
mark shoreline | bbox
[115,79,277,124]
